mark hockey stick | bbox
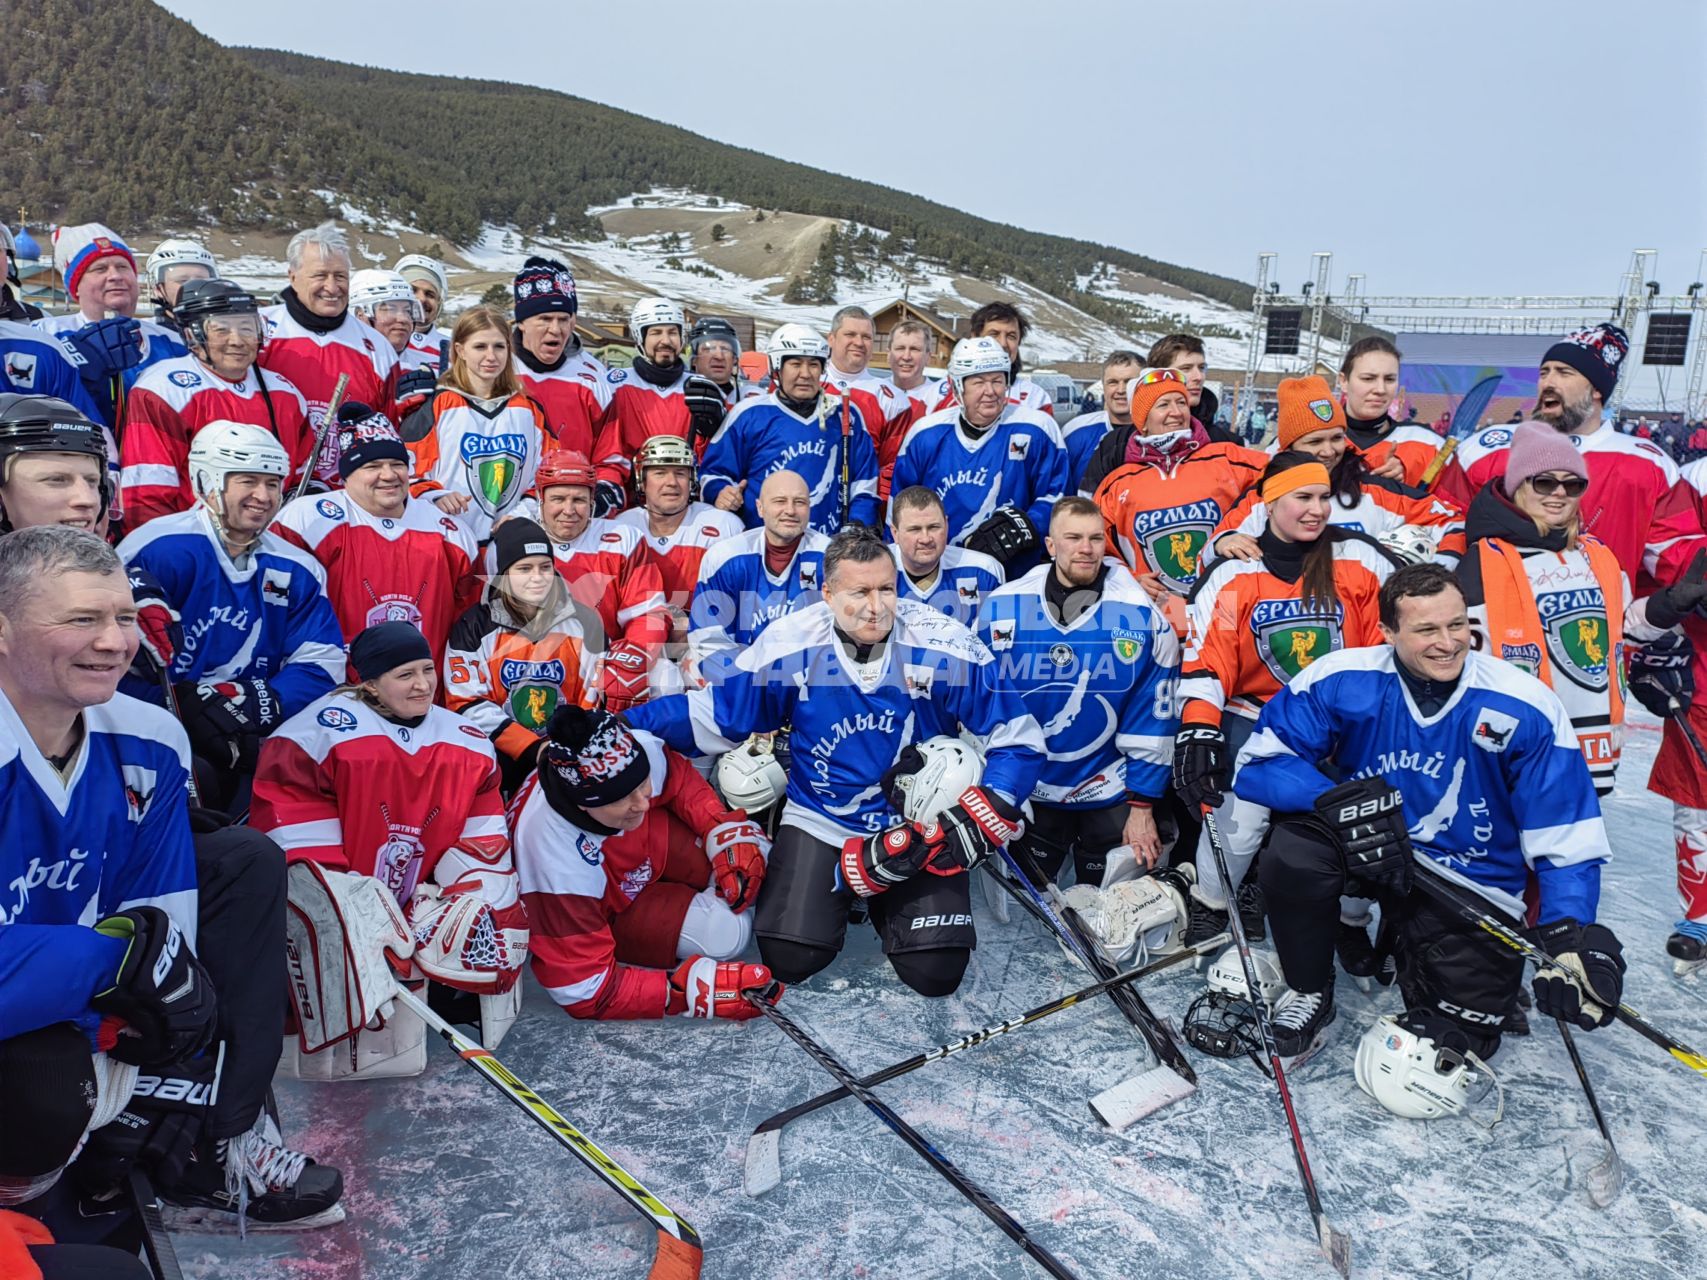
[151,660,202,807]
[291,372,352,502]
[1669,696,1707,771]
[1555,1017,1623,1207]
[838,386,853,529]
[1203,811,1352,1278]
[985,850,1197,1085]
[391,987,703,1280]
[1412,861,1707,1080]
[1417,372,1502,487]
[745,993,1083,1280]
[743,931,1229,1196]
[128,1166,186,1280]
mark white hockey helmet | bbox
[716,734,788,814]
[766,323,830,377]
[628,296,685,347]
[188,420,289,509]
[349,269,421,322]
[145,238,218,285]
[1206,945,1289,1010]
[1374,524,1438,566]
[1354,1015,1502,1123]
[393,253,448,298]
[888,735,984,826]
[947,336,1011,401]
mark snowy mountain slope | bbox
[183,714,1706,1280]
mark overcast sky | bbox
[161,0,1705,299]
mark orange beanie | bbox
[1276,375,1346,449]
[1126,368,1191,428]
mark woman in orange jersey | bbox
[1212,374,1465,566]
[1091,367,1268,632]
[1337,336,1447,488]
[401,305,547,543]
[1172,452,1400,965]
[444,517,600,793]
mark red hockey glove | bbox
[840,824,939,898]
[919,786,1024,873]
[667,956,781,1020]
[706,812,770,914]
[126,566,181,675]
[601,640,651,713]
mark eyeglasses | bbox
[1526,473,1587,497]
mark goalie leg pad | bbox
[277,1003,427,1081]
[283,861,413,1056]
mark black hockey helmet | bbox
[687,315,741,358]
[175,278,259,324]
[0,394,111,529]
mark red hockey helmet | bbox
[534,448,596,493]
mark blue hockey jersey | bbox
[0,688,197,1040]
[1234,646,1607,925]
[0,318,106,424]
[700,395,881,535]
[977,561,1179,807]
[688,527,829,662]
[116,508,345,716]
[893,544,1004,628]
[1059,409,1112,492]
[629,599,1046,843]
[888,405,1069,545]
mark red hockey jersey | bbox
[252,693,516,914]
[515,347,611,457]
[259,304,401,482]
[823,364,912,498]
[272,490,480,663]
[612,502,746,635]
[510,732,728,1019]
[507,507,671,653]
[120,356,313,527]
[591,366,691,491]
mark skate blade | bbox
[162,1201,347,1234]
[1089,1064,1195,1131]
[743,1130,782,1198]
[1352,975,1375,996]
[1674,957,1705,979]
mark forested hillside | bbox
[0,0,1251,312]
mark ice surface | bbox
[183,712,1704,1278]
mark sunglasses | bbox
[1130,369,1184,388]
[1525,473,1587,497]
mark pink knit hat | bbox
[1503,420,1588,497]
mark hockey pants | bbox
[1010,801,1128,887]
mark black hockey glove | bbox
[920,786,1025,874]
[1530,918,1625,1030]
[1644,549,1707,630]
[683,374,728,443]
[73,1107,202,1196]
[593,479,627,518]
[1627,630,1694,717]
[962,505,1039,567]
[1172,724,1229,811]
[175,677,283,770]
[64,315,143,380]
[1314,777,1414,896]
[394,366,438,407]
[91,907,218,1067]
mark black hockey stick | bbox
[291,372,351,502]
[1203,811,1352,1277]
[1412,860,1707,1080]
[129,1167,185,1280]
[1555,1017,1623,1206]
[987,850,1196,1084]
[1670,697,1707,771]
[392,987,704,1280]
[746,993,1083,1280]
[744,931,1229,1196]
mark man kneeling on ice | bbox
[1233,562,1626,1117]
[510,704,781,1020]
[626,524,1045,996]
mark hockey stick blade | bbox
[1088,1064,1196,1131]
[394,988,703,1280]
[742,933,1227,1196]
[1318,1213,1353,1279]
[129,1167,186,1280]
[1556,1016,1624,1208]
[747,994,1084,1280]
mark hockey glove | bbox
[840,824,935,897]
[394,367,437,410]
[406,878,529,993]
[126,566,181,677]
[961,504,1039,567]
[1530,918,1625,1030]
[1644,548,1707,630]
[601,640,652,713]
[1627,630,1694,717]
[682,374,728,443]
[920,786,1025,874]
[64,316,143,380]
[593,479,627,519]
[706,812,770,914]
[1172,723,1229,811]
[1314,777,1414,896]
[667,956,781,1020]
[91,907,217,1067]
[176,677,284,770]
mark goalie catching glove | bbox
[667,957,781,1020]
[1530,918,1626,1030]
[706,813,769,913]
[406,873,529,993]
